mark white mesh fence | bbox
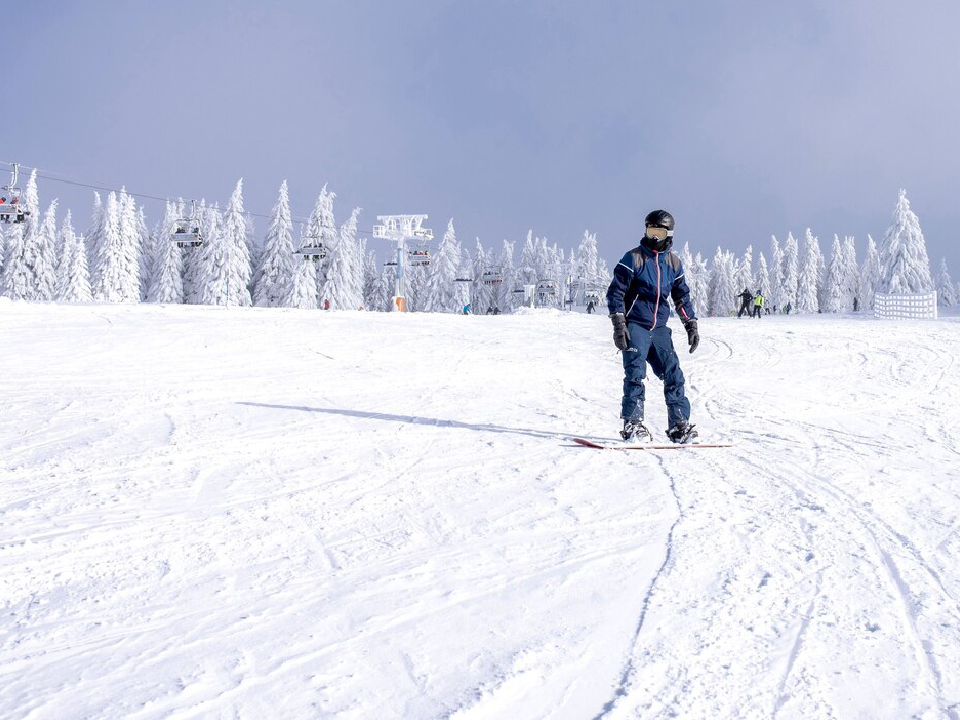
[873,291,938,319]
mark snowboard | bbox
[572,437,736,450]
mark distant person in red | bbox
[324,299,330,310]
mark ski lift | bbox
[454,276,473,283]
[482,267,504,285]
[0,163,28,225]
[295,234,327,263]
[172,201,203,248]
[584,286,603,304]
[536,279,558,296]
[384,260,398,267]
[408,249,430,267]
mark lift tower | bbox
[372,214,433,312]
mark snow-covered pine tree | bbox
[472,238,491,312]
[877,190,934,294]
[692,253,710,317]
[735,245,753,294]
[708,247,737,316]
[678,242,705,316]
[756,251,771,302]
[842,236,858,310]
[323,207,363,310]
[60,232,93,302]
[822,235,847,313]
[308,186,339,307]
[117,190,142,301]
[936,258,956,307]
[147,204,184,304]
[422,219,462,313]
[85,192,104,272]
[20,168,40,286]
[768,235,783,310]
[285,258,318,309]
[244,213,259,297]
[199,180,252,307]
[859,235,880,311]
[254,180,295,308]
[516,230,537,288]
[92,192,125,302]
[55,211,77,298]
[596,255,611,288]
[0,224,31,300]
[182,199,205,304]
[374,261,397,312]
[781,232,800,310]
[496,239,515,311]
[30,200,59,301]
[362,249,380,311]
[575,230,599,304]
[136,206,151,301]
[795,229,821,313]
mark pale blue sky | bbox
[6,1,959,272]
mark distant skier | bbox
[737,288,753,318]
[785,301,792,315]
[752,292,764,318]
[587,299,596,314]
[606,209,699,444]
[463,303,471,315]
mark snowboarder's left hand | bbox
[684,320,699,354]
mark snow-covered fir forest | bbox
[2,170,958,314]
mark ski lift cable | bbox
[0,160,379,236]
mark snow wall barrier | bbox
[873,291,938,320]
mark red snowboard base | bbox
[572,437,736,450]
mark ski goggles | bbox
[645,226,671,241]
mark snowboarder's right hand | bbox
[610,313,630,351]
[684,320,699,354]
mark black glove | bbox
[610,313,630,351]
[684,320,699,354]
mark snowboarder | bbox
[463,303,471,315]
[606,209,699,444]
[737,288,753,317]
[752,292,764,318]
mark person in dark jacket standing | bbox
[606,209,699,444]
[737,289,753,317]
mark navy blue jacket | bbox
[606,240,697,330]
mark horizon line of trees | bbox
[2,178,957,315]
[0,171,613,313]
[679,189,957,316]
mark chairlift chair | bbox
[482,267,504,285]
[536,279,558,296]
[408,249,431,267]
[172,217,203,248]
[0,164,28,225]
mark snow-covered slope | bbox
[1,301,959,719]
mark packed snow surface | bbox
[2,302,960,720]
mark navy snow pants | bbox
[621,323,691,427]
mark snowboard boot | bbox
[666,420,698,444]
[620,419,653,443]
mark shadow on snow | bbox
[237,402,607,443]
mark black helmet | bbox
[644,209,674,232]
